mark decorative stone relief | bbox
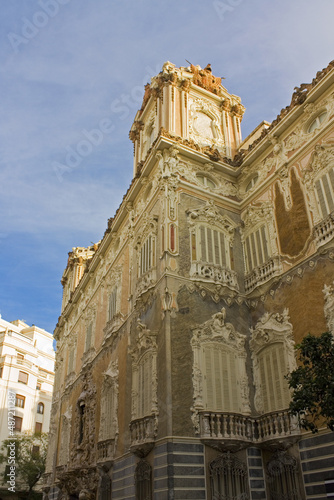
[250,309,297,413]
[323,280,334,333]
[70,372,97,467]
[188,97,226,152]
[187,200,236,238]
[285,92,334,151]
[191,308,250,433]
[156,146,180,179]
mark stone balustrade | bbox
[190,261,239,289]
[97,439,115,462]
[245,256,281,293]
[314,212,334,247]
[200,410,300,446]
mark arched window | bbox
[266,451,300,500]
[37,402,44,414]
[210,452,249,500]
[307,111,327,133]
[135,460,152,500]
[196,174,216,189]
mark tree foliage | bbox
[0,432,48,496]
[287,331,334,433]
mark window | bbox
[108,286,117,321]
[35,422,42,434]
[85,322,93,351]
[257,343,291,413]
[244,225,269,273]
[267,452,300,500]
[14,416,22,432]
[139,235,155,276]
[36,381,41,390]
[18,371,28,384]
[202,345,240,412]
[99,363,119,442]
[16,353,24,364]
[37,402,44,414]
[315,167,334,219]
[0,367,3,378]
[307,111,327,133]
[210,453,249,500]
[15,395,25,408]
[192,225,231,268]
[197,174,216,189]
[137,353,153,418]
[135,460,152,500]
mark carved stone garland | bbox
[191,308,250,434]
[250,309,297,413]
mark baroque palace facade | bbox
[45,61,334,500]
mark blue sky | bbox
[0,0,334,333]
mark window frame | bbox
[37,402,44,415]
[15,394,25,409]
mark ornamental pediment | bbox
[187,200,235,234]
[250,308,293,353]
[191,307,246,349]
[303,142,334,181]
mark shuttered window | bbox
[195,226,230,267]
[108,286,117,321]
[18,371,28,384]
[258,343,290,413]
[315,167,334,219]
[244,225,269,273]
[138,353,153,418]
[139,236,155,276]
[202,344,239,412]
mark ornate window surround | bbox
[130,321,158,422]
[98,360,119,451]
[191,308,250,434]
[250,309,297,414]
[241,202,281,293]
[135,215,158,296]
[187,201,238,289]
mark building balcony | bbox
[190,261,239,289]
[244,256,281,293]
[199,410,300,451]
[97,438,116,465]
[129,414,157,457]
[314,212,334,247]
[64,371,76,389]
[81,347,96,367]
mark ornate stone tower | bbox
[129,61,244,175]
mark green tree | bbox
[287,331,334,433]
[0,432,48,498]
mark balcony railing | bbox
[129,414,157,456]
[245,256,281,293]
[199,410,300,448]
[97,438,116,462]
[190,262,239,289]
[314,212,334,247]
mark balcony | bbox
[81,347,96,367]
[314,212,334,247]
[136,268,157,297]
[190,262,239,289]
[97,438,116,465]
[129,414,157,457]
[104,313,124,343]
[199,410,300,451]
[245,256,281,293]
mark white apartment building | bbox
[0,316,55,443]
